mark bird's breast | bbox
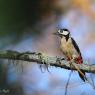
[60,37,79,59]
[60,37,73,52]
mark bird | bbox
[53,28,87,82]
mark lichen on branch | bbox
[0,50,95,73]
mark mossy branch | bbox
[0,50,95,73]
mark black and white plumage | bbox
[54,28,86,82]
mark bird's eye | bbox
[60,30,63,33]
[58,29,63,33]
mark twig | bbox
[65,71,73,95]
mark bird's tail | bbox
[72,62,94,88]
[71,62,87,82]
[78,70,87,82]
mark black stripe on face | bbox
[64,34,70,41]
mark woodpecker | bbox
[54,28,86,82]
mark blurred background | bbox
[0,0,95,95]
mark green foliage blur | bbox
[0,0,51,48]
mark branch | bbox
[0,50,95,73]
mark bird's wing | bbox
[71,37,82,57]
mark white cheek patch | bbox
[62,30,68,35]
[57,29,69,35]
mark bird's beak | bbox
[52,32,59,35]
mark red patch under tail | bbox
[75,56,83,64]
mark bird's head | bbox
[53,28,70,38]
